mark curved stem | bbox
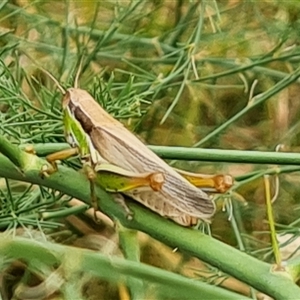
[28,143,300,166]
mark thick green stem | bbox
[150,146,300,165]
[0,135,27,169]
[0,235,249,300]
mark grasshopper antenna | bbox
[40,68,66,95]
[21,51,66,94]
[74,54,84,89]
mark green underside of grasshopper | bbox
[64,106,102,164]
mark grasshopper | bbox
[41,62,232,226]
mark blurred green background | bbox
[2,1,300,299]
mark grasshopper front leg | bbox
[41,148,80,177]
[39,147,102,222]
[44,148,102,222]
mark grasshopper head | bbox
[63,88,94,107]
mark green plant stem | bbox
[25,143,300,165]
[40,204,89,220]
[264,175,281,267]
[0,135,27,169]
[235,166,300,181]
[118,223,144,300]
[21,143,70,156]
[0,235,249,300]
[149,146,300,165]
[0,139,300,299]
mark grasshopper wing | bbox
[90,124,216,221]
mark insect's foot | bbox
[40,164,51,179]
[24,145,36,154]
[125,211,134,221]
[93,210,102,224]
[39,163,57,179]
